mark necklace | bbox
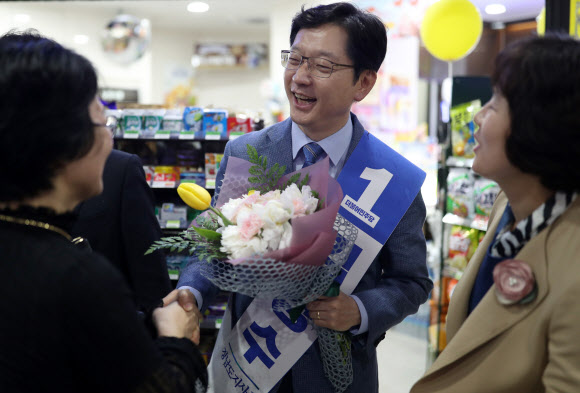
[0,214,72,241]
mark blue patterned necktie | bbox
[302,142,325,168]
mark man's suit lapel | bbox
[423,194,551,378]
[262,118,294,174]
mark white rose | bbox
[220,197,244,223]
[221,225,268,259]
[278,221,293,249]
[300,185,319,214]
[220,225,244,255]
[261,225,284,250]
[260,199,291,226]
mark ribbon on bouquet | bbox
[207,131,426,393]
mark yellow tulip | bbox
[177,183,211,211]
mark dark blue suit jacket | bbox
[178,114,432,393]
[72,150,172,309]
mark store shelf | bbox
[446,156,474,168]
[200,318,222,330]
[114,136,229,142]
[442,213,488,231]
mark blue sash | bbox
[207,131,425,393]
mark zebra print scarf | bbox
[491,191,578,258]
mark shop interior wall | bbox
[0,2,271,114]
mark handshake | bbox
[153,289,201,344]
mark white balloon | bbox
[101,14,151,64]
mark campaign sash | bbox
[207,132,426,393]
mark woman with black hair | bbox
[0,31,207,393]
[412,33,580,393]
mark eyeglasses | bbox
[281,50,354,78]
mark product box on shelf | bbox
[143,166,156,185]
[151,166,179,188]
[166,255,190,279]
[227,114,252,139]
[180,171,205,188]
[204,153,223,189]
[122,109,143,139]
[203,109,228,140]
[105,109,123,138]
[159,203,187,229]
[160,109,183,139]
[142,109,165,138]
[182,106,204,139]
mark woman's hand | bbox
[153,300,201,344]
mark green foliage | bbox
[192,226,222,241]
[145,227,227,263]
[246,144,310,193]
[196,213,219,230]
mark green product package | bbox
[450,100,481,158]
[446,168,474,218]
[474,178,500,217]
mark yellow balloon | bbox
[420,0,483,62]
[537,7,545,36]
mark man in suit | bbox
[72,149,172,309]
[177,3,432,392]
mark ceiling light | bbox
[485,4,507,15]
[13,14,30,24]
[73,34,89,45]
[187,1,209,13]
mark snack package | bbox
[450,100,481,158]
[182,106,204,139]
[227,114,252,139]
[447,225,480,271]
[446,168,474,218]
[474,178,500,217]
[203,109,228,140]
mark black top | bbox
[0,206,207,393]
[72,150,172,310]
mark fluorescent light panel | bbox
[485,3,507,15]
[187,2,209,13]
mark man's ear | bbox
[354,70,378,102]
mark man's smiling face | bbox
[284,23,362,141]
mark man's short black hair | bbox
[492,33,580,193]
[0,30,98,201]
[290,2,387,82]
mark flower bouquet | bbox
[148,145,357,393]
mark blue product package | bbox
[203,109,228,140]
[182,107,204,139]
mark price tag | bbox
[166,220,181,229]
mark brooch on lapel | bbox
[493,259,537,305]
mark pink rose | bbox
[237,211,264,241]
[493,259,537,305]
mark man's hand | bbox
[162,289,202,343]
[306,291,361,331]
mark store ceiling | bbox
[2,0,544,32]
[470,0,544,23]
